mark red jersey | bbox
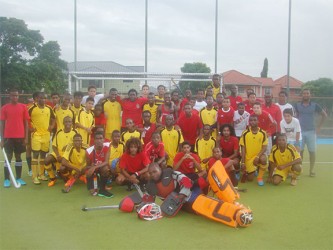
[180,98,190,112]
[173,152,201,174]
[217,107,234,125]
[138,123,157,146]
[160,104,175,125]
[144,141,165,161]
[119,152,150,173]
[257,110,276,136]
[219,136,239,157]
[178,109,199,120]
[177,113,203,145]
[94,113,106,127]
[208,158,230,170]
[0,103,30,138]
[228,95,243,110]
[118,97,147,127]
[86,143,110,165]
[262,103,282,132]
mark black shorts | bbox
[4,138,26,155]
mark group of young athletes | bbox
[1,74,327,202]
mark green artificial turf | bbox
[0,145,332,250]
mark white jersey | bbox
[193,100,207,112]
[280,117,302,142]
[82,94,104,107]
[233,110,250,137]
[276,103,294,116]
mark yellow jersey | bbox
[52,129,78,154]
[194,136,216,169]
[121,130,141,144]
[70,104,84,118]
[76,109,94,145]
[269,144,301,165]
[62,144,87,170]
[239,127,268,160]
[102,99,122,134]
[54,106,75,131]
[143,103,159,123]
[29,104,55,135]
[160,127,184,166]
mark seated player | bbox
[219,124,240,170]
[116,138,150,188]
[90,127,110,147]
[121,118,141,144]
[144,132,166,168]
[86,132,113,198]
[60,133,88,192]
[194,124,216,171]
[268,133,302,186]
[44,116,77,187]
[239,114,268,186]
[75,97,95,146]
[208,147,238,186]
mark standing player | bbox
[141,84,150,98]
[75,97,95,146]
[280,109,302,151]
[233,102,250,138]
[240,114,268,186]
[54,93,74,132]
[217,98,234,140]
[157,92,177,125]
[137,110,157,147]
[29,92,55,184]
[121,119,141,144]
[268,134,302,186]
[71,91,84,118]
[102,88,121,140]
[193,89,207,112]
[154,85,166,106]
[244,92,257,114]
[143,92,158,124]
[200,96,218,138]
[81,85,104,107]
[262,93,282,133]
[1,89,30,187]
[207,74,221,99]
[276,91,294,115]
[228,85,242,110]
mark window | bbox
[263,87,272,95]
[238,87,245,94]
[81,80,103,88]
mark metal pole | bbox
[286,0,291,98]
[214,0,218,73]
[74,0,78,91]
[145,0,148,73]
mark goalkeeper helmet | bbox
[137,203,163,221]
[235,208,253,227]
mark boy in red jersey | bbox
[144,132,166,168]
[137,110,157,147]
[217,98,234,132]
[228,85,243,110]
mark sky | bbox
[1,0,332,82]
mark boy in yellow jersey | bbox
[28,92,55,184]
[154,85,166,106]
[206,74,222,99]
[60,133,87,192]
[143,92,158,123]
[200,96,218,138]
[240,114,268,186]
[44,116,77,187]
[75,97,95,145]
[54,93,75,132]
[71,91,84,118]
[102,88,121,140]
[160,115,184,168]
[194,124,216,171]
[121,118,141,144]
[268,133,302,186]
[108,130,125,186]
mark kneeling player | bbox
[268,133,302,186]
[60,133,87,192]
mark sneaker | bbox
[28,170,32,176]
[79,175,87,184]
[38,175,48,181]
[90,189,98,196]
[48,179,57,187]
[310,172,316,177]
[44,171,49,177]
[98,189,114,198]
[257,178,264,186]
[4,179,11,188]
[291,178,297,186]
[33,177,41,185]
[65,178,76,187]
[16,178,27,185]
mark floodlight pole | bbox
[145,0,148,74]
[74,0,78,92]
[214,0,218,74]
[286,0,291,98]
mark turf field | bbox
[0,145,332,250]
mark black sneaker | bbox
[98,189,114,198]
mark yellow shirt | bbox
[239,127,268,160]
[160,127,184,166]
[207,83,221,99]
[154,95,164,106]
[52,129,77,155]
[102,99,122,134]
[109,142,125,163]
[143,103,159,123]
[269,144,301,165]
[70,104,84,118]
[121,130,141,144]
[29,104,55,135]
[76,109,94,145]
[194,137,216,169]
[54,106,75,132]
[62,145,87,170]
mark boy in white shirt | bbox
[280,108,302,151]
[233,102,250,138]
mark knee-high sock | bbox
[257,163,268,179]
[32,158,39,179]
[26,157,32,171]
[15,160,23,179]
[44,163,55,179]
[39,160,45,176]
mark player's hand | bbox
[174,125,181,131]
[202,158,210,164]
[129,174,139,184]
[86,166,96,177]
[216,135,221,142]
[198,169,207,177]
[277,165,285,171]
[266,176,272,183]
[23,138,28,146]
[86,127,92,134]
[30,127,37,133]
[48,126,53,132]
[56,156,63,163]
[253,157,259,166]
[0,140,4,149]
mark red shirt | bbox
[228,95,243,110]
[178,109,199,119]
[0,103,30,138]
[173,152,201,174]
[180,98,190,112]
[119,152,150,173]
[94,113,106,127]
[219,136,239,157]
[177,113,203,145]
[257,111,275,135]
[86,143,110,165]
[144,141,165,161]
[217,107,234,125]
[138,123,157,147]
[118,97,147,127]
[262,103,282,132]
[208,158,230,170]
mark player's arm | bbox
[172,171,192,199]
[268,160,276,181]
[156,105,162,123]
[240,145,246,171]
[52,145,62,162]
[316,107,327,134]
[253,145,267,165]
[61,158,81,175]
[48,110,56,132]
[276,157,302,171]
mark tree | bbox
[302,78,333,116]
[260,58,268,78]
[0,17,67,94]
[179,62,211,93]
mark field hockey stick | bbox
[235,187,248,193]
[133,183,144,198]
[81,204,119,212]
[2,148,21,188]
[171,78,184,96]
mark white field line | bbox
[0,161,332,164]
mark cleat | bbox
[33,177,41,185]
[4,179,11,188]
[310,172,316,177]
[291,178,297,186]
[48,179,57,187]
[28,170,32,176]
[16,179,27,185]
[65,178,76,187]
[38,175,48,181]
[98,190,114,198]
[79,175,87,184]
[257,178,264,186]
[90,189,98,196]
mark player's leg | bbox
[58,165,72,183]
[97,166,113,198]
[38,151,48,181]
[272,174,283,185]
[3,139,14,187]
[290,164,302,185]
[257,154,268,186]
[31,134,42,184]
[115,173,126,185]
[307,131,316,177]
[26,131,32,176]
[13,138,26,185]
[244,157,257,182]
[44,153,57,186]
